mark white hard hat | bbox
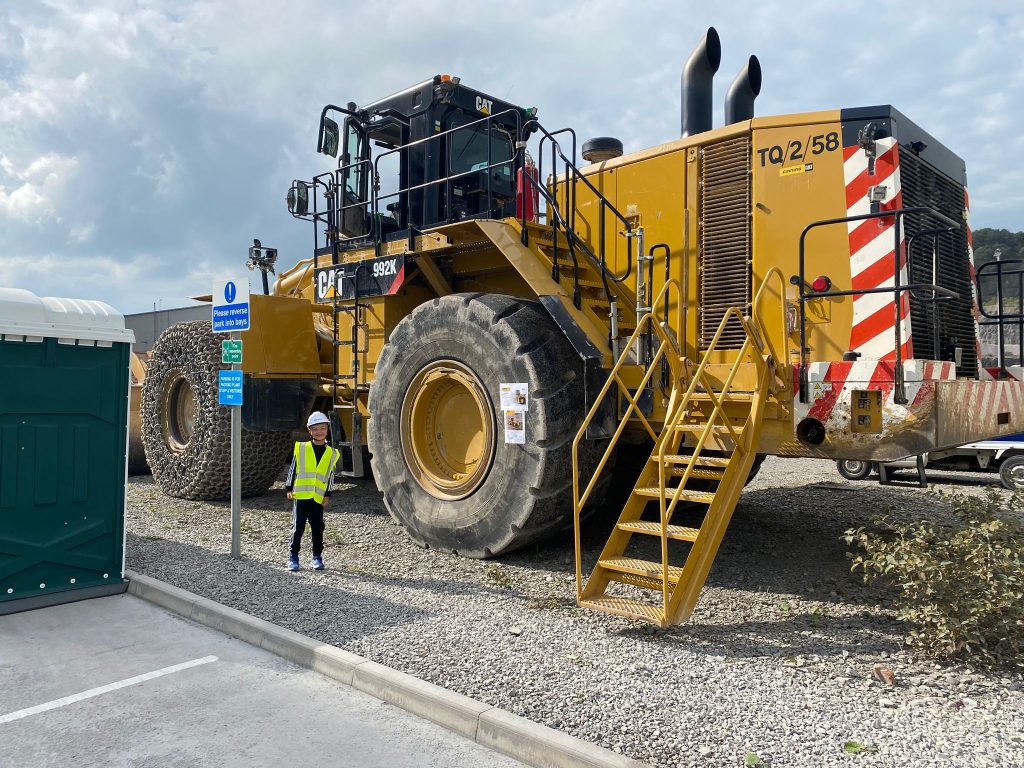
[307,411,330,428]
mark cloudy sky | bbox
[2,0,1022,314]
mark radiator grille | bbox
[898,150,976,376]
[699,137,751,349]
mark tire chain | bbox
[140,320,293,500]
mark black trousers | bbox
[290,500,325,556]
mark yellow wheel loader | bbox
[138,28,1024,624]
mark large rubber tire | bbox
[368,294,603,558]
[141,321,293,500]
[837,459,874,481]
[127,384,150,475]
[745,453,767,484]
[998,455,1024,491]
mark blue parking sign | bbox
[212,277,250,333]
[218,370,244,406]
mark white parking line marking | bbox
[0,655,218,725]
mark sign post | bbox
[230,334,241,559]
[213,277,250,559]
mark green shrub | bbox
[844,490,1024,668]
[485,564,514,590]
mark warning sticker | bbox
[504,410,526,444]
[499,383,529,412]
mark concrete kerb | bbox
[124,570,650,768]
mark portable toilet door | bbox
[0,288,135,614]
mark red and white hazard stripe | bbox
[948,377,1024,427]
[964,187,984,371]
[801,359,955,428]
[980,365,1024,381]
[843,137,913,361]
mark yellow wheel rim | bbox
[400,360,494,500]
[164,371,197,452]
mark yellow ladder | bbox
[572,273,786,626]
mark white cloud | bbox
[0,0,1022,313]
[0,151,78,224]
[0,182,49,222]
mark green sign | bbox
[222,339,243,364]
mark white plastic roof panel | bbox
[0,287,135,344]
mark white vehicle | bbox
[837,434,1024,490]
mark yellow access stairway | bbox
[572,275,785,626]
[523,221,637,339]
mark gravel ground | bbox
[126,458,1024,768]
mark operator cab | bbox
[290,75,536,253]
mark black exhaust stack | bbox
[725,55,762,125]
[681,27,722,137]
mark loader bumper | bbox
[785,361,1024,462]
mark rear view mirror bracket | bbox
[317,103,364,157]
[287,180,310,217]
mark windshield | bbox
[449,118,513,175]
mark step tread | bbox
[616,520,700,541]
[659,454,731,467]
[580,596,665,623]
[665,467,724,480]
[633,487,716,504]
[687,392,755,401]
[598,557,684,581]
[607,571,666,591]
[673,423,737,433]
[564,278,607,288]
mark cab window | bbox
[342,120,366,201]
[448,116,513,176]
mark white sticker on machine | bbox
[499,383,529,412]
[504,410,526,444]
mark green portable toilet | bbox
[0,288,135,614]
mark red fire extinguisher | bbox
[516,151,539,222]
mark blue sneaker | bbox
[287,555,300,571]
[311,556,324,571]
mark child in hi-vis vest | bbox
[284,411,340,571]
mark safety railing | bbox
[295,103,638,332]
[370,108,525,255]
[650,293,772,611]
[571,279,684,596]
[570,273,781,603]
[796,206,961,404]
[294,108,526,260]
[298,161,380,413]
[976,258,1024,377]
[751,267,789,387]
[520,119,637,315]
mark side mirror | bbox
[319,117,340,157]
[287,181,309,215]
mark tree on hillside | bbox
[971,229,1023,312]
[972,228,1024,267]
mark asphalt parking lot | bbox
[0,593,527,767]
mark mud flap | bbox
[538,296,615,439]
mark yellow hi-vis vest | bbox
[291,441,340,505]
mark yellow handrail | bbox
[651,274,782,610]
[571,269,786,610]
[655,307,756,534]
[571,279,682,597]
[752,267,789,382]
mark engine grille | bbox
[898,150,976,376]
[699,136,752,349]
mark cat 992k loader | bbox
[138,28,1024,625]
